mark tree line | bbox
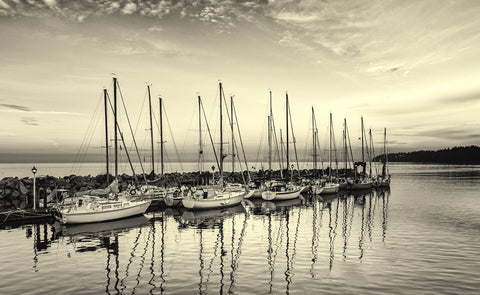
[373,145,480,164]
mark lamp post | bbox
[31,166,37,210]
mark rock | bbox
[18,181,28,195]
[11,190,20,198]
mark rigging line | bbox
[270,114,283,172]
[106,92,138,182]
[331,119,339,177]
[116,81,147,183]
[253,114,267,170]
[178,102,197,161]
[303,114,312,169]
[254,100,269,170]
[314,117,324,171]
[288,102,300,175]
[72,91,103,173]
[370,130,379,176]
[346,122,355,171]
[79,110,102,171]
[131,88,148,153]
[75,99,103,174]
[200,98,220,171]
[232,102,251,182]
[162,101,184,172]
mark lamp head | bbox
[31,166,37,174]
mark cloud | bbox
[147,25,163,32]
[43,0,56,8]
[21,117,39,126]
[121,2,137,15]
[437,91,480,104]
[0,103,31,111]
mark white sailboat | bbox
[59,195,151,224]
[57,78,151,224]
[261,180,303,201]
[349,117,374,190]
[261,92,305,200]
[312,112,339,195]
[182,83,250,210]
[376,128,391,187]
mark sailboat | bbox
[182,83,251,210]
[349,117,374,190]
[312,112,339,195]
[376,128,391,187]
[57,78,151,224]
[261,92,304,201]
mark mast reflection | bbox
[13,186,392,295]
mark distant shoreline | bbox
[373,145,480,165]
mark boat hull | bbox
[182,191,250,210]
[319,184,339,195]
[312,183,339,195]
[349,181,373,190]
[60,200,151,224]
[261,188,303,201]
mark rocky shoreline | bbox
[0,168,352,211]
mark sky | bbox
[0,0,479,164]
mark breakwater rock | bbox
[0,168,354,210]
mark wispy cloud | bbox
[21,117,38,126]
[437,91,480,104]
[0,109,84,116]
[0,103,31,111]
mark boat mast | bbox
[312,107,317,171]
[159,97,164,175]
[198,96,204,172]
[219,82,224,187]
[113,77,118,179]
[368,128,373,177]
[286,92,289,173]
[279,129,284,179]
[329,113,333,182]
[268,91,272,172]
[104,89,110,184]
[383,127,388,177]
[361,116,364,164]
[344,118,348,172]
[231,95,235,173]
[147,85,155,175]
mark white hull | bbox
[60,200,151,224]
[182,191,251,210]
[261,187,303,201]
[313,183,339,195]
[320,183,339,195]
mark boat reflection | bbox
[57,215,150,237]
[13,186,391,294]
[179,204,246,228]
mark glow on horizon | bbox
[0,0,479,163]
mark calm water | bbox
[1,163,479,294]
